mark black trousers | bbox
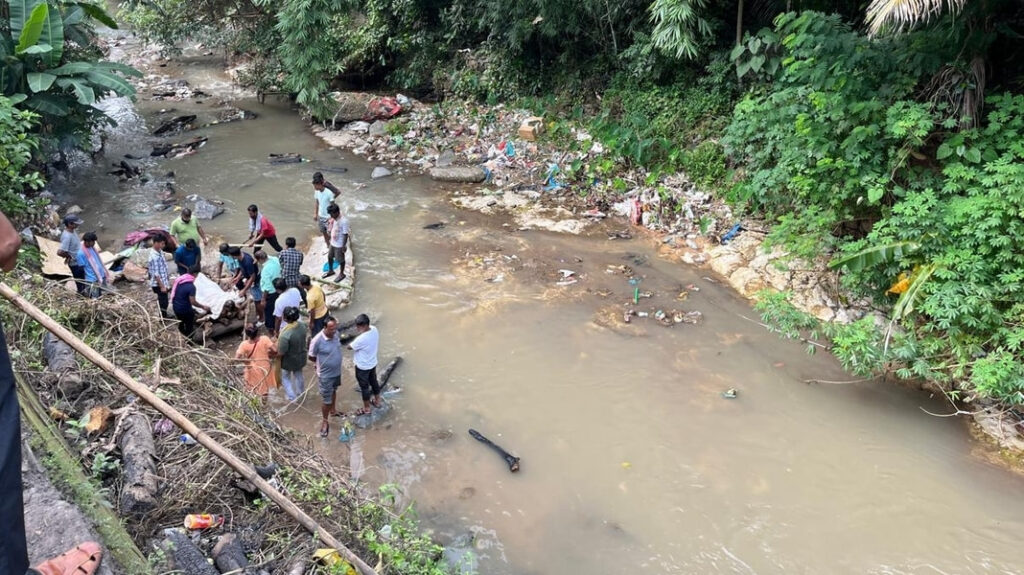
[152,286,168,316]
[0,318,29,574]
[176,309,196,337]
[254,235,283,253]
[263,292,279,329]
[69,264,86,295]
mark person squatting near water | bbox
[308,317,344,437]
[0,209,107,575]
[348,314,381,416]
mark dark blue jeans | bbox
[0,318,29,574]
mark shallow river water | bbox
[57,48,1024,575]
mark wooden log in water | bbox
[429,166,488,183]
[469,429,520,472]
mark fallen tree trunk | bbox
[43,332,87,399]
[429,166,487,183]
[117,413,160,515]
[0,282,379,575]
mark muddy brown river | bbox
[57,43,1024,575]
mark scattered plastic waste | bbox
[721,388,738,399]
[180,433,197,445]
[313,549,357,574]
[543,164,565,191]
[183,514,223,529]
[720,223,742,245]
[338,420,355,443]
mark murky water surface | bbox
[58,48,1024,575]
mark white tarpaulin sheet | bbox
[193,273,245,320]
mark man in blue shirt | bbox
[75,232,109,298]
[173,238,201,275]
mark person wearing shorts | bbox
[308,317,343,437]
[348,314,380,415]
[325,203,349,283]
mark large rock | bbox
[709,250,744,278]
[371,166,392,180]
[728,267,766,298]
[188,196,224,220]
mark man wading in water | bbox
[308,317,344,437]
[348,314,381,416]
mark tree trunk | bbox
[117,413,160,515]
[736,0,745,45]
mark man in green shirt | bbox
[277,306,308,402]
[169,208,209,260]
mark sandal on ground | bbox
[319,421,329,437]
[354,407,371,416]
[321,270,332,279]
[33,541,103,575]
[370,399,382,408]
[330,410,345,417]
[334,273,346,283]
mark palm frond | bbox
[865,0,968,35]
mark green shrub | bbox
[681,141,726,189]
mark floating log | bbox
[152,137,208,158]
[118,413,160,515]
[268,153,303,164]
[161,529,219,575]
[153,114,197,136]
[468,429,520,472]
[429,166,487,183]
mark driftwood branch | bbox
[0,282,378,575]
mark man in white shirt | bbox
[347,313,380,415]
[271,278,303,335]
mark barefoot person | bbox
[0,209,105,575]
[246,204,283,252]
[235,324,278,403]
[348,314,380,415]
[325,203,348,283]
[307,317,343,437]
[312,172,341,244]
[277,307,307,402]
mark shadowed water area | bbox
[53,47,1024,575]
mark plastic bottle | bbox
[184,514,224,529]
[180,434,197,445]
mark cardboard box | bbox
[518,116,544,141]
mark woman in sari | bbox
[235,324,279,401]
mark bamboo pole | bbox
[0,283,378,575]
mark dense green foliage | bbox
[1,0,140,151]
[0,96,44,214]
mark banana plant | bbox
[1,0,139,145]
